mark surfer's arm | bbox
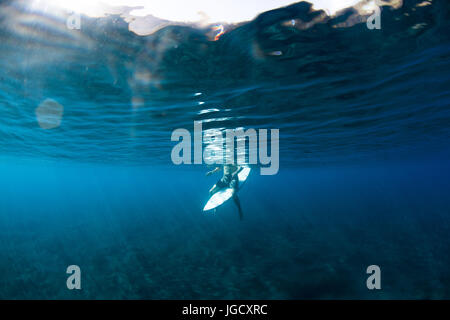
[206,167,221,176]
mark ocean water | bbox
[1,0,450,299]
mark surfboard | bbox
[203,167,251,212]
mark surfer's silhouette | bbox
[206,164,244,220]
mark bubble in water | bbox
[35,99,64,129]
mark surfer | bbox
[206,164,244,220]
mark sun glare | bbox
[31,0,362,23]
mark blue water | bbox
[1,0,450,299]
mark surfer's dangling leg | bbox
[233,194,244,221]
[229,175,242,220]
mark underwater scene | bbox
[0,0,450,299]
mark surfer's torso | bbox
[222,164,239,184]
[210,165,240,192]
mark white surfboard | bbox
[203,167,251,212]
